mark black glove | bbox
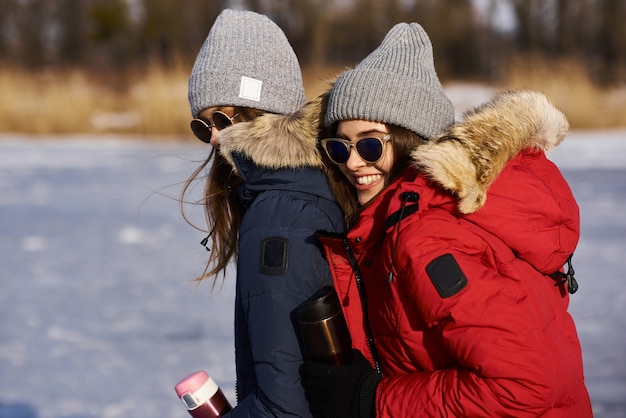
[300,349,381,418]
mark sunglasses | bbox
[320,135,391,165]
[190,111,238,143]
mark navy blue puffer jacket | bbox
[216,108,345,417]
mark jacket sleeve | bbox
[225,198,338,418]
[375,237,586,417]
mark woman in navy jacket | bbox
[181,9,344,417]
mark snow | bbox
[0,137,235,418]
[1,96,625,417]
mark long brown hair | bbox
[319,124,426,227]
[180,106,265,285]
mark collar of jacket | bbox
[230,151,337,209]
[348,168,454,243]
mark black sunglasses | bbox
[320,135,391,165]
[190,111,238,143]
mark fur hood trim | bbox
[217,95,325,170]
[412,90,569,214]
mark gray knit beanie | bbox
[188,9,306,118]
[325,22,454,140]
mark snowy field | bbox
[1,101,625,416]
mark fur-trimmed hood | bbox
[413,90,569,214]
[409,90,576,275]
[217,96,326,171]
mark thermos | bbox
[295,286,353,366]
[175,370,232,418]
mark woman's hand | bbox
[300,349,380,418]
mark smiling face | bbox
[334,120,394,206]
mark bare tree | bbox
[595,0,626,84]
[0,0,19,63]
[12,0,51,68]
[88,0,133,71]
[509,0,547,54]
[56,0,89,68]
[0,0,624,85]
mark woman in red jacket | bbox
[294,22,593,417]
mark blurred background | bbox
[1,2,625,417]
[0,0,625,137]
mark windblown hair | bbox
[179,106,265,285]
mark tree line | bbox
[0,0,624,86]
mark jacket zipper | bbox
[342,238,382,374]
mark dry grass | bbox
[302,65,347,98]
[0,65,193,139]
[502,57,626,130]
[125,64,191,140]
[0,69,115,134]
[0,60,624,138]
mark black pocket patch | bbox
[259,237,288,275]
[426,254,468,298]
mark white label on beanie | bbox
[239,76,262,102]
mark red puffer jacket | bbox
[317,91,593,417]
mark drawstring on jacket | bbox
[550,254,579,294]
[200,174,235,251]
[387,191,419,283]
